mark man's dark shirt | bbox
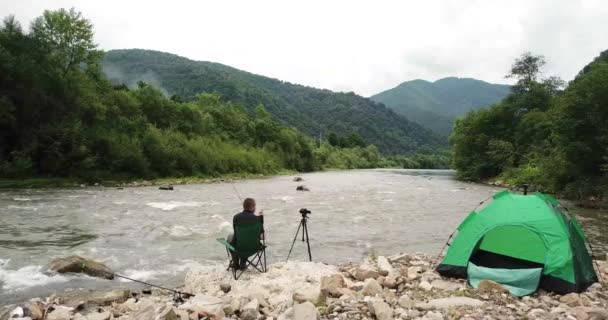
[232,210,263,244]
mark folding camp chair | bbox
[216,221,266,280]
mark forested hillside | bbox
[451,52,608,203]
[371,78,510,136]
[103,49,446,155]
[0,9,449,184]
[0,9,398,183]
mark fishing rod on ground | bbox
[80,264,194,303]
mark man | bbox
[229,198,264,270]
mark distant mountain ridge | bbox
[371,77,511,136]
[102,49,446,154]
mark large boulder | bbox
[377,256,394,276]
[320,274,346,297]
[367,299,393,320]
[293,301,319,320]
[48,256,113,279]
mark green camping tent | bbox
[436,190,597,295]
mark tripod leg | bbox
[303,220,312,261]
[286,221,303,262]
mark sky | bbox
[2,0,607,96]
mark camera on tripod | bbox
[287,208,313,262]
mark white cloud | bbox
[2,0,607,96]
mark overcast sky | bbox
[2,0,607,96]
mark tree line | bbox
[450,51,608,202]
[0,9,448,184]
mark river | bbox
[0,169,606,304]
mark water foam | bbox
[0,259,69,291]
[146,201,204,211]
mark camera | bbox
[299,208,311,216]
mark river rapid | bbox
[1,169,606,305]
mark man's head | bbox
[243,198,256,212]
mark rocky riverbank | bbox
[3,253,608,320]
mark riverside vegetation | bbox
[0,9,448,187]
[450,51,608,205]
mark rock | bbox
[83,311,111,320]
[407,266,422,280]
[293,301,319,320]
[223,298,241,315]
[293,287,324,305]
[398,294,415,308]
[8,303,44,320]
[477,280,509,294]
[241,299,260,320]
[86,289,131,305]
[320,274,346,297]
[430,279,462,291]
[159,185,174,190]
[528,308,547,318]
[419,281,433,291]
[132,305,159,320]
[354,266,379,281]
[361,278,383,297]
[560,293,586,307]
[48,256,114,279]
[377,256,394,276]
[47,306,74,320]
[383,275,399,289]
[416,297,484,310]
[180,294,224,319]
[570,307,590,320]
[368,299,393,320]
[425,311,445,320]
[219,283,231,293]
[296,185,310,191]
[588,309,608,320]
[293,177,304,182]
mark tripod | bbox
[286,212,312,262]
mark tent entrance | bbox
[468,226,547,296]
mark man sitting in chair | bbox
[228,198,264,270]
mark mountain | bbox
[370,77,511,136]
[102,49,445,155]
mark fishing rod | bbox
[80,264,194,302]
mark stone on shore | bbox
[416,297,484,309]
[367,298,393,320]
[240,298,260,320]
[353,266,379,281]
[48,256,114,279]
[46,306,74,320]
[293,301,320,320]
[361,278,383,297]
[180,294,224,319]
[320,274,346,297]
[376,256,394,276]
[477,279,509,294]
[293,287,324,305]
[430,279,463,291]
